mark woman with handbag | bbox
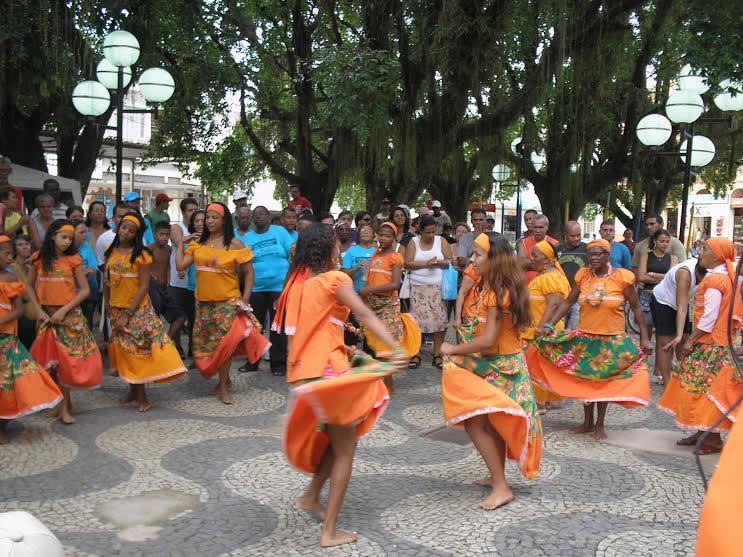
[405,215,452,369]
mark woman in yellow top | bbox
[105,212,186,412]
[176,202,268,405]
[440,233,542,510]
[526,239,652,440]
[522,241,570,407]
[27,219,103,425]
[0,234,62,442]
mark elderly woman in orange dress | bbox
[526,238,652,440]
[176,202,269,404]
[440,233,542,510]
[657,237,743,454]
[273,223,407,548]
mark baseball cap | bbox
[233,190,248,201]
[123,191,141,202]
[155,193,172,204]
[431,200,442,208]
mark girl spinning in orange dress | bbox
[176,202,268,404]
[105,212,186,412]
[27,219,103,425]
[440,233,542,510]
[274,223,407,548]
[0,234,62,442]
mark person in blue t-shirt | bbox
[234,206,252,245]
[73,220,100,329]
[240,206,294,375]
[341,223,376,292]
[599,220,631,270]
[281,207,299,243]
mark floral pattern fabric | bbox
[39,306,98,361]
[365,293,404,339]
[410,283,448,333]
[533,329,645,382]
[677,343,736,395]
[192,298,263,360]
[0,334,47,391]
[109,301,172,358]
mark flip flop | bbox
[408,355,421,369]
[695,444,723,455]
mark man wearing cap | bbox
[146,193,172,229]
[287,185,313,213]
[123,191,155,245]
[375,197,392,225]
[233,190,249,209]
[431,200,451,235]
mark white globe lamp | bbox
[713,80,743,112]
[139,68,175,103]
[71,81,111,116]
[636,114,673,146]
[679,135,716,167]
[665,91,704,124]
[677,64,710,95]
[102,30,140,68]
[491,164,511,183]
[96,59,132,90]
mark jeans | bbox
[566,302,580,330]
[247,291,287,371]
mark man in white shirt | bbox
[95,203,129,267]
[31,179,68,221]
[431,200,452,235]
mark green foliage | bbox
[333,175,367,214]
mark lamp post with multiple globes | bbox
[71,30,175,203]
[635,65,742,243]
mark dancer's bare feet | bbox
[217,388,233,405]
[570,423,594,434]
[473,476,493,487]
[296,496,326,520]
[479,486,514,510]
[593,424,608,441]
[59,408,76,425]
[46,405,61,418]
[319,529,358,548]
[137,401,152,413]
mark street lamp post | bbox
[72,30,175,203]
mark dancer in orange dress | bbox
[273,223,407,548]
[657,237,743,454]
[105,212,186,412]
[176,202,268,404]
[0,234,62,442]
[440,233,542,510]
[27,219,103,425]
[526,239,652,440]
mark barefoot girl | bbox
[28,220,103,425]
[176,202,268,404]
[360,222,420,392]
[105,212,186,411]
[526,238,652,440]
[440,233,542,510]
[273,223,407,547]
[658,238,743,454]
[0,235,62,442]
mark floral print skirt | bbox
[30,306,103,389]
[0,333,62,419]
[409,284,448,334]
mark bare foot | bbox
[570,423,594,434]
[319,529,358,548]
[677,431,702,446]
[473,476,493,487]
[46,405,61,418]
[296,496,326,520]
[593,425,608,441]
[137,401,152,413]
[59,409,76,425]
[479,487,514,510]
[218,388,233,405]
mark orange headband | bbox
[474,233,490,252]
[586,239,611,253]
[121,215,141,229]
[0,235,10,245]
[379,221,398,236]
[206,203,225,216]
[58,224,75,235]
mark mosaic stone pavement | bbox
[0,358,707,556]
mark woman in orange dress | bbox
[176,202,268,404]
[522,241,570,408]
[657,237,743,454]
[440,233,542,510]
[0,234,62,442]
[526,239,652,440]
[273,223,407,548]
[27,219,103,425]
[105,212,186,412]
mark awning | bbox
[8,163,82,205]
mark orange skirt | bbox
[657,343,739,432]
[697,406,743,557]
[442,354,542,479]
[192,299,270,378]
[525,346,650,408]
[284,356,393,474]
[0,333,62,419]
[30,306,103,389]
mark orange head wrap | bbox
[706,237,737,285]
[206,203,225,216]
[121,215,141,229]
[58,224,75,235]
[534,240,565,274]
[0,235,11,245]
[474,233,491,253]
[586,239,611,253]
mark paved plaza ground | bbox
[1,352,714,556]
